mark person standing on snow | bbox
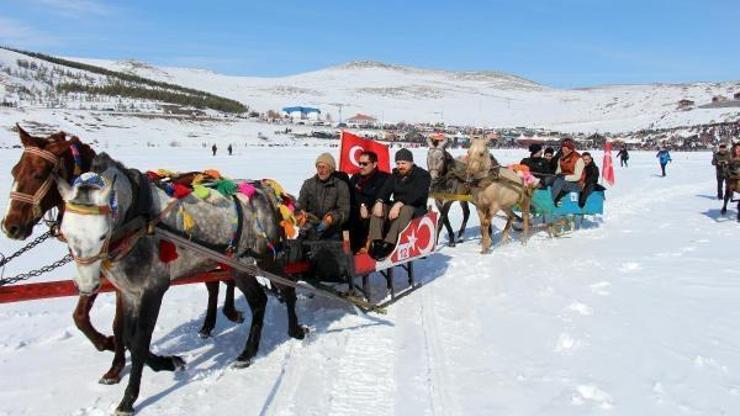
[656,147,672,177]
[616,146,629,167]
[711,143,732,199]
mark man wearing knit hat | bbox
[297,153,350,240]
[519,143,551,182]
[368,148,431,260]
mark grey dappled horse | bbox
[427,146,470,246]
[57,153,306,415]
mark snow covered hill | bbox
[1,47,740,138]
[72,56,740,133]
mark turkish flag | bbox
[602,141,615,186]
[338,131,390,174]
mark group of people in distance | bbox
[296,148,431,261]
[519,138,604,207]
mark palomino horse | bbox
[465,138,532,253]
[720,144,740,222]
[57,153,306,415]
[1,126,242,384]
[426,146,470,246]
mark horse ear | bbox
[17,124,41,148]
[55,175,75,202]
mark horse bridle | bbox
[9,147,64,219]
[63,202,114,266]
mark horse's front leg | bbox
[477,207,491,254]
[232,274,267,368]
[458,201,471,242]
[116,288,178,416]
[438,200,455,246]
[99,291,126,385]
[73,293,114,352]
[222,280,244,323]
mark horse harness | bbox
[9,146,78,219]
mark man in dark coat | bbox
[712,143,732,199]
[520,143,553,187]
[578,152,606,208]
[349,151,389,252]
[616,146,629,167]
[297,153,350,240]
[368,148,431,260]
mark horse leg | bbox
[73,293,114,352]
[282,285,307,339]
[199,281,220,338]
[457,201,470,242]
[521,197,531,245]
[99,291,126,385]
[477,207,491,254]
[501,208,515,244]
[441,200,456,247]
[222,280,244,323]
[232,274,267,368]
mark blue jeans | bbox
[551,177,582,201]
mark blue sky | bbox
[1,0,738,88]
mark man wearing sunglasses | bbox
[368,148,431,260]
[349,151,390,253]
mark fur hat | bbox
[528,143,543,155]
[395,148,413,162]
[315,153,336,171]
[544,146,555,155]
[561,138,576,150]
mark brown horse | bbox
[465,138,532,253]
[1,125,242,383]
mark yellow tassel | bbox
[180,206,195,232]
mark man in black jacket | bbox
[349,151,390,252]
[368,148,431,260]
[578,152,605,208]
[297,153,350,240]
[520,143,553,186]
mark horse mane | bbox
[90,153,153,221]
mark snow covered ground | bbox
[0,145,738,416]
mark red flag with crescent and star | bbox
[339,130,391,174]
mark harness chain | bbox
[0,254,73,286]
[0,231,54,268]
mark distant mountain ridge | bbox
[1,47,739,132]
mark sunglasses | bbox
[359,162,370,167]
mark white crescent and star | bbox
[349,145,365,168]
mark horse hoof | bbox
[289,325,309,340]
[172,356,186,371]
[721,208,727,215]
[447,240,456,247]
[232,358,252,369]
[114,407,134,416]
[198,329,212,339]
[98,374,122,385]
